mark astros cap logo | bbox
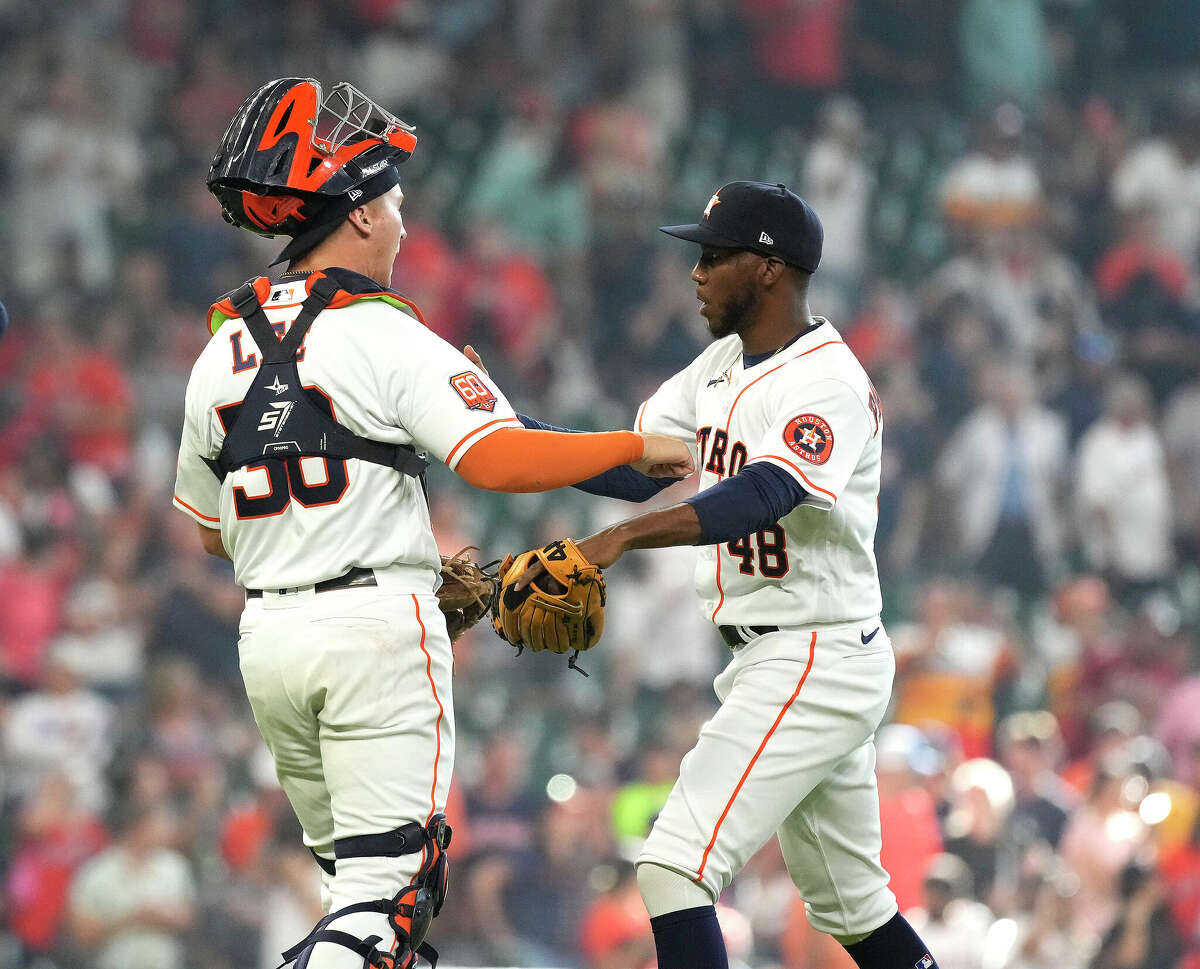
[704,192,721,219]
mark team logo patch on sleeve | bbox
[450,371,497,412]
[784,414,833,465]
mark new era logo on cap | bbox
[658,180,823,273]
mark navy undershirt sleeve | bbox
[517,413,681,502]
[685,462,809,545]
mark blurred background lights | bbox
[1139,790,1173,825]
[546,773,578,803]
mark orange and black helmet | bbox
[207,78,417,262]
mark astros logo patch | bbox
[450,372,497,412]
[784,414,833,465]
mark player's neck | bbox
[739,300,814,356]
[290,240,392,288]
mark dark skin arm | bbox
[515,502,702,589]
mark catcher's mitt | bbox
[437,547,500,643]
[493,539,606,665]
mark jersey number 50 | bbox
[215,393,349,519]
[726,525,789,578]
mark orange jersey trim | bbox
[173,493,220,523]
[444,417,524,466]
[694,632,817,882]
[719,340,845,452]
[413,595,445,825]
[752,455,838,503]
[711,551,726,623]
[207,274,428,334]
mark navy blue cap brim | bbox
[658,223,746,250]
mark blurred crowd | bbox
[2,1,1200,968]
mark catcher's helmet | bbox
[207,78,417,260]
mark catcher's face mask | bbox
[207,77,417,238]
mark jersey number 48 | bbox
[726,525,789,578]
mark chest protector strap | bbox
[206,275,429,482]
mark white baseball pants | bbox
[638,619,898,938]
[237,575,453,968]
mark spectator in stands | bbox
[871,360,935,574]
[1004,857,1097,969]
[46,575,144,697]
[622,250,711,394]
[1091,861,1185,969]
[849,0,956,110]
[1059,754,1150,937]
[906,853,998,969]
[936,362,1069,598]
[939,104,1042,241]
[459,217,560,387]
[578,860,656,969]
[1159,813,1200,969]
[1049,330,1117,447]
[66,802,196,969]
[4,772,108,967]
[606,545,721,717]
[997,711,1077,850]
[739,0,853,129]
[1093,207,1200,404]
[1163,374,1200,557]
[1076,375,1174,601]
[942,758,1017,907]
[466,89,591,263]
[803,96,874,321]
[0,525,78,688]
[958,0,1052,112]
[3,646,115,812]
[875,724,945,914]
[1111,92,1200,274]
[12,72,143,295]
[892,579,1014,758]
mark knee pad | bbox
[636,861,715,919]
[284,815,452,969]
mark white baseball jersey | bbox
[635,319,883,627]
[173,275,521,589]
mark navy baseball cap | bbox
[659,181,823,273]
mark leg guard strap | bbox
[336,820,435,860]
[283,816,452,969]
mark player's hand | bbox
[632,433,695,478]
[511,528,625,592]
[463,345,489,375]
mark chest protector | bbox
[205,273,429,483]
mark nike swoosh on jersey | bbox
[860,626,880,644]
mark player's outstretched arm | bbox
[454,428,692,493]
[514,462,806,583]
[464,345,693,502]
